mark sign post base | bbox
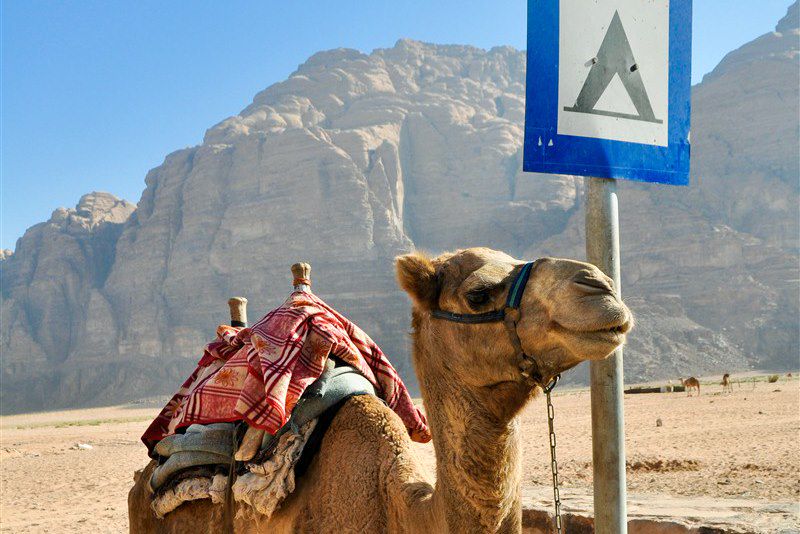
[585,177,628,533]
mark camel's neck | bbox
[430,388,524,532]
[414,343,527,532]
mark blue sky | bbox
[1,1,793,250]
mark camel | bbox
[681,376,701,396]
[129,248,632,533]
[721,373,733,394]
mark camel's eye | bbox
[466,289,491,308]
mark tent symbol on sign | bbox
[564,11,662,124]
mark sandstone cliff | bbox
[2,4,797,412]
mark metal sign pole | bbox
[585,177,627,533]
[524,1,690,529]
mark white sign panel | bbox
[557,0,669,146]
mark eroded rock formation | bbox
[2,4,797,412]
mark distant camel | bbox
[721,373,733,394]
[681,377,700,396]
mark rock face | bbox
[2,4,798,412]
[689,1,799,252]
[0,193,150,411]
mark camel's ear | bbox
[395,252,440,310]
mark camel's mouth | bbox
[583,327,626,344]
[591,322,631,335]
[557,316,631,334]
[554,316,632,347]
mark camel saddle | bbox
[150,359,375,491]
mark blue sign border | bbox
[523,0,692,185]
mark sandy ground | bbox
[515,375,800,502]
[1,375,797,532]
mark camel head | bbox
[396,247,632,417]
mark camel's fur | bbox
[129,247,632,533]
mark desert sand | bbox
[1,374,798,532]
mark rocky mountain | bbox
[2,4,797,413]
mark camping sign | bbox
[523,0,692,185]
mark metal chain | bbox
[543,375,562,534]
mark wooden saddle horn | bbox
[227,297,248,328]
[291,262,312,292]
[233,261,313,462]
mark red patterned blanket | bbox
[142,292,430,453]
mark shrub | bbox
[767,374,779,383]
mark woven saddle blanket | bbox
[142,291,430,454]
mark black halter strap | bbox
[430,261,536,324]
[429,261,556,387]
